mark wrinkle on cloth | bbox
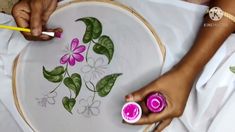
[1,0,235,132]
[0,13,30,132]
[0,100,22,132]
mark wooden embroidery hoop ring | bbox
[12,0,166,131]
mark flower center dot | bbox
[68,50,74,55]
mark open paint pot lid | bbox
[121,102,142,123]
[146,92,167,113]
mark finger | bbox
[126,82,157,102]
[42,0,57,25]
[15,17,29,28]
[30,0,43,36]
[133,109,171,125]
[14,17,33,40]
[21,28,62,41]
[12,0,31,14]
[38,28,63,41]
[140,101,149,114]
[13,11,30,23]
[154,118,172,132]
[12,2,30,28]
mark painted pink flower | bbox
[60,38,86,66]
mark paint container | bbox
[146,92,167,113]
[121,102,142,123]
[122,92,167,123]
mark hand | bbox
[125,66,196,132]
[12,0,62,41]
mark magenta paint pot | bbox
[121,102,142,123]
[146,92,167,113]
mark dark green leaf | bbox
[87,17,102,39]
[63,73,82,97]
[96,73,122,97]
[75,17,102,42]
[93,44,110,62]
[93,35,114,64]
[43,66,64,83]
[76,18,93,43]
[62,97,76,114]
[43,66,65,76]
[230,66,235,73]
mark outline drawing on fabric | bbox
[38,17,122,116]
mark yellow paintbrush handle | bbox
[0,25,31,32]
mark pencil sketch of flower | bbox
[77,96,101,118]
[36,92,57,107]
[81,57,107,81]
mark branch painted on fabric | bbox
[39,17,122,115]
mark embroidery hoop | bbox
[12,0,166,131]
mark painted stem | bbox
[84,81,97,101]
[49,65,68,94]
[65,68,71,78]
[69,89,72,98]
[64,65,73,98]
[85,41,92,62]
[85,81,98,92]
[91,40,97,44]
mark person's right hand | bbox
[12,0,62,41]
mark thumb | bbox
[126,81,157,102]
[30,0,43,36]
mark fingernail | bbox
[32,29,40,36]
[41,34,50,40]
[125,94,134,102]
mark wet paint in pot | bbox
[121,102,142,123]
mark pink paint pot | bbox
[146,92,167,113]
[121,102,142,123]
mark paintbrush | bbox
[0,24,62,38]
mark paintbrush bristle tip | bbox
[54,32,62,38]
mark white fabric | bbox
[1,0,235,132]
[0,100,22,132]
[0,13,31,132]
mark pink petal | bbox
[73,45,86,53]
[68,56,76,66]
[60,54,70,64]
[70,38,79,50]
[73,53,84,62]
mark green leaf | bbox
[76,18,93,43]
[63,73,82,97]
[96,73,122,97]
[93,35,114,64]
[93,44,110,62]
[43,66,64,83]
[62,97,76,114]
[43,66,65,76]
[230,66,235,73]
[75,17,102,43]
[87,17,102,39]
